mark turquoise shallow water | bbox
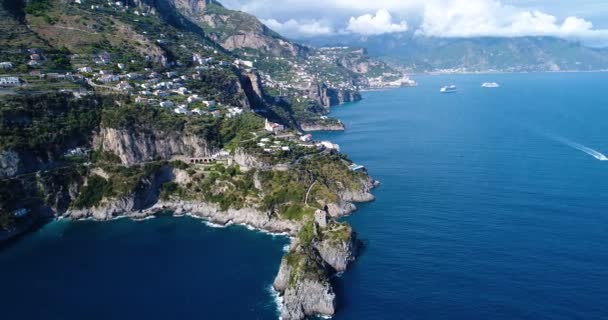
[2,73,608,319]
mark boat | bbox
[440,85,457,93]
[482,82,500,88]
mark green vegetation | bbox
[72,175,112,209]
[219,113,264,150]
[72,163,164,209]
[186,68,246,107]
[321,222,352,244]
[160,182,180,201]
[101,103,186,133]
[284,245,328,288]
[24,0,52,17]
[0,93,109,156]
[298,220,316,245]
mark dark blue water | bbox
[2,73,608,319]
[316,73,608,320]
[0,215,287,319]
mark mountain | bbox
[303,33,608,73]
[0,0,398,128]
[168,0,308,57]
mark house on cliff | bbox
[265,118,284,134]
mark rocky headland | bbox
[62,164,378,320]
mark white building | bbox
[0,76,20,86]
[187,95,200,103]
[173,105,189,115]
[159,101,174,108]
[202,100,216,107]
[234,59,254,68]
[264,118,284,133]
[79,66,93,73]
[300,134,313,142]
[318,141,340,151]
[99,74,119,83]
[0,62,13,69]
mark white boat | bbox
[482,82,500,88]
[440,85,457,93]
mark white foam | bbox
[172,211,291,237]
[132,215,156,222]
[553,136,608,161]
[203,220,232,228]
[268,284,283,317]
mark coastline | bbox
[408,69,608,76]
[59,172,378,319]
[0,89,377,320]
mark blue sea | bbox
[2,73,608,319]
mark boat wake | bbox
[552,136,608,161]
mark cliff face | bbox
[309,83,362,108]
[169,0,307,57]
[238,70,267,110]
[315,225,360,272]
[273,215,363,320]
[274,246,337,320]
[94,127,217,166]
[300,122,345,132]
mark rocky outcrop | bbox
[65,166,300,234]
[273,246,336,320]
[300,121,345,132]
[169,0,307,57]
[94,128,217,166]
[316,225,360,272]
[67,165,174,220]
[232,148,274,171]
[238,70,266,110]
[0,150,20,178]
[273,216,362,320]
[309,83,362,108]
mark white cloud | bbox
[345,9,409,35]
[263,19,335,38]
[222,0,608,45]
[416,0,608,42]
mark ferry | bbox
[440,85,457,93]
[482,82,500,88]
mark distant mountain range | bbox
[301,33,608,73]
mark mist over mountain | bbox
[297,32,608,73]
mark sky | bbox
[219,0,608,46]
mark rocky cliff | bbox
[273,213,363,320]
[300,122,345,132]
[94,128,217,166]
[309,83,362,108]
[168,0,308,57]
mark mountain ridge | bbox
[300,33,608,73]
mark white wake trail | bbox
[553,136,608,161]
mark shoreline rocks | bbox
[60,174,376,320]
[300,122,346,132]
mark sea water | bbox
[317,72,608,320]
[0,215,287,319]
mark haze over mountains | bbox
[219,0,608,73]
[300,33,608,73]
